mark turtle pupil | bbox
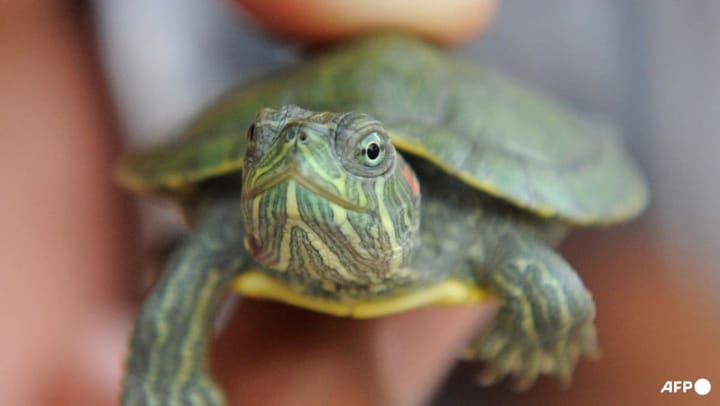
[366,142,380,160]
[355,132,386,168]
[247,124,256,141]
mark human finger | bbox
[236,0,497,45]
[215,300,499,405]
[0,2,132,404]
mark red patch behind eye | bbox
[400,162,420,199]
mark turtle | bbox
[116,33,648,405]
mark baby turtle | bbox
[117,34,648,404]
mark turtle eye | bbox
[247,123,257,143]
[357,132,386,167]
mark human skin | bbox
[0,1,497,405]
[238,0,497,45]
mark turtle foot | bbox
[465,315,599,391]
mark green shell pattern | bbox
[117,34,648,225]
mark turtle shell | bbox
[117,34,648,225]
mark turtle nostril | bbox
[299,133,308,143]
[285,132,296,142]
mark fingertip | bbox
[372,302,499,405]
[236,0,497,45]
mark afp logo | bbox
[660,378,712,396]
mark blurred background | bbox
[1,0,718,405]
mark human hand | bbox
[0,1,497,405]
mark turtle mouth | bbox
[243,171,368,213]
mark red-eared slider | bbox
[117,34,648,404]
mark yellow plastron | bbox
[232,271,489,318]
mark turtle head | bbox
[241,105,421,289]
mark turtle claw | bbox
[476,364,502,387]
[467,316,599,390]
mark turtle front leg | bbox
[123,196,248,406]
[466,230,598,390]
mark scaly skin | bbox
[467,230,598,390]
[241,107,421,292]
[123,160,598,403]
[410,161,598,389]
[122,194,247,406]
